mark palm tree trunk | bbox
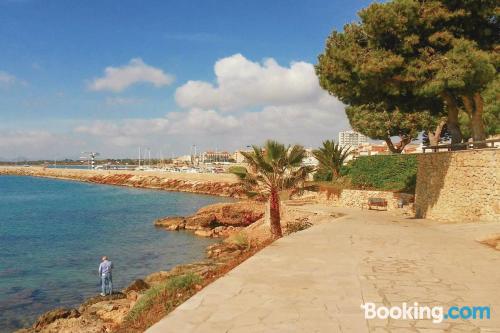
[269,188,282,239]
[331,168,339,182]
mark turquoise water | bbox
[0,176,230,332]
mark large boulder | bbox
[124,279,149,293]
[33,308,80,330]
[189,201,265,228]
[79,292,126,312]
[154,216,186,230]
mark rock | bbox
[33,308,80,330]
[194,228,214,237]
[79,292,126,312]
[88,298,131,325]
[144,271,172,286]
[154,217,186,230]
[124,279,149,293]
[213,226,225,234]
[155,201,265,236]
[185,214,217,229]
[126,290,139,301]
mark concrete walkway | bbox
[147,206,500,333]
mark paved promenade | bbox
[147,206,500,333]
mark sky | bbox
[0,0,374,160]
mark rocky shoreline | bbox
[4,167,326,333]
[0,166,245,198]
[15,200,268,333]
[14,196,334,333]
[154,201,265,237]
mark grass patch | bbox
[228,231,250,250]
[117,238,273,333]
[124,272,202,324]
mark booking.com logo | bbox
[361,302,491,323]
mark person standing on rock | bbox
[98,256,113,296]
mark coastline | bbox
[1,167,265,332]
[15,194,337,333]
[8,171,327,332]
[15,199,270,333]
[0,166,245,198]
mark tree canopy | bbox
[317,0,499,147]
[313,140,351,179]
[235,140,313,238]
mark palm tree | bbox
[313,140,351,181]
[235,140,313,239]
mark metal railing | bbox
[422,138,499,153]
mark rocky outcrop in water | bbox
[154,201,265,237]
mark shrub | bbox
[228,232,249,250]
[125,272,202,322]
[347,154,417,192]
[228,165,247,176]
[313,168,332,181]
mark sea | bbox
[0,175,231,332]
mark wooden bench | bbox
[366,197,388,211]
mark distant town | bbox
[0,130,465,173]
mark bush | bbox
[228,232,249,249]
[347,154,417,192]
[125,272,202,322]
[313,165,351,182]
[228,165,247,176]
[313,168,332,181]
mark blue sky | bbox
[0,0,373,159]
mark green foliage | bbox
[228,165,247,176]
[238,140,313,195]
[313,140,351,178]
[346,105,435,152]
[316,0,498,143]
[126,273,201,322]
[238,140,314,238]
[348,155,418,192]
[229,232,249,249]
[313,168,332,182]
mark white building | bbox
[338,130,368,148]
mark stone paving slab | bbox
[147,206,500,333]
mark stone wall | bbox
[415,149,499,222]
[315,189,414,212]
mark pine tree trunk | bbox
[442,92,463,148]
[384,136,412,154]
[427,119,446,148]
[471,93,487,147]
[269,188,282,239]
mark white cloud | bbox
[70,94,346,153]
[2,54,350,158]
[70,54,348,155]
[88,58,174,93]
[175,54,324,111]
[0,130,79,159]
[105,96,144,106]
[0,70,24,87]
